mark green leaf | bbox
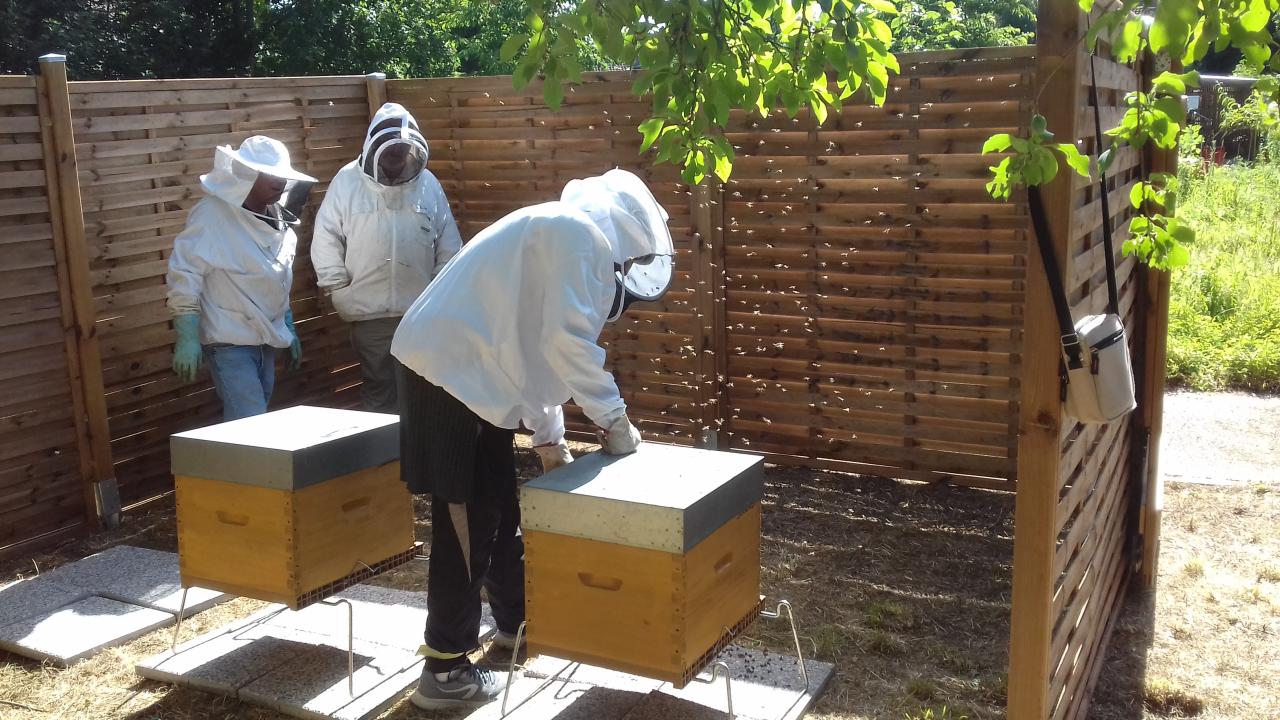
[810,96,829,125]
[1056,143,1092,177]
[638,118,665,152]
[712,146,733,182]
[500,34,529,63]
[865,0,899,15]
[543,77,565,110]
[982,133,1013,154]
[1129,181,1146,209]
[1151,71,1187,96]
[1113,18,1144,63]
[1099,147,1115,173]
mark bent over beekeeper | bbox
[389,169,675,709]
[311,102,461,412]
[166,136,315,421]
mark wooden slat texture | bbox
[67,75,369,506]
[718,48,1035,487]
[1039,25,1149,720]
[0,75,88,558]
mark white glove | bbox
[534,441,573,474]
[597,414,642,455]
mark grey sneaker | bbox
[409,663,508,709]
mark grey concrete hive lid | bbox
[170,405,399,491]
[520,443,764,553]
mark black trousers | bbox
[396,360,525,670]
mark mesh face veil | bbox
[360,113,428,186]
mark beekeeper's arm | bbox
[166,215,209,381]
[310,180,350,290]
[539,249,640,455]
[430,178,462,272]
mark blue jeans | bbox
[205,344,276,421]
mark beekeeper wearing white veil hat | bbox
[388,168,674,709]
[165,135,316,421]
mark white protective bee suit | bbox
[165,135,315,421]
[389,170,674,698]
[166,141,307,347]
[391,168,675,456]
[310,102,461,412]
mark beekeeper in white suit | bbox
[389,168,674,709]
[166,136,315,421]
[311,102,461,412]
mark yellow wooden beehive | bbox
[170,406,415,609]
[520,443,764,687]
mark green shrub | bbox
[1168,162,1280,392]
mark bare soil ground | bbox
[1089,481,1280,720]
[0,441,1016,720]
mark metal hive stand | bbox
[500,598,808,719]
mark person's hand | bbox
[172,314,202,382]
[534,441,573,474]
[285,309,303,370]
[597,414,641,455]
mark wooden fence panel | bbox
[388,73,707,444]
[721,46,1035,489]
[1045,49,1147,720]
[0,75,90,556]
[68,76,370,506]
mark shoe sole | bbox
[409,690,497,710]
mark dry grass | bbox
[1,445,1017,720]
[1090,482,1280,719]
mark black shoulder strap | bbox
[1089,53,1122,316]
[1028,185,1085,370]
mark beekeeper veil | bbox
[360,103,428,186]
[561,169,675,322]
[201,135,317,227]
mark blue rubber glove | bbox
[284,309,302,370]
[172,313,202,382]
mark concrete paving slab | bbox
[0,595,173,665]
[265,585,495,653]
[523,655,666,694]
[463,676,646,720]
[0,577,87,629]
[38,545,227,615]
[491,645,832,720]
[658,645,834,720]
[139,606,312,695]
[238,638,416,720]
[138,584,442,720]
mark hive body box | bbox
[171,406,415,609]
[521,443,765,687]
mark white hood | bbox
[200,145,263,207]
[360,102,429,183]
[560,168,674,265]
[200,137,314,222]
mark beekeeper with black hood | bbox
[311,102,461,412]
[389,168,674,709]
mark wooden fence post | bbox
[1137,74,1176,587]
[689,180,728,448]
[1008,2,1083,717]
[36,54,119,528]
[366,72,387,120]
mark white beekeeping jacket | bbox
[165,148,297,348]
[310,103,461,322]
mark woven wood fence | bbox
[1006,6,1171,718]
[0,72,97,555]
[70,73,370,507]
